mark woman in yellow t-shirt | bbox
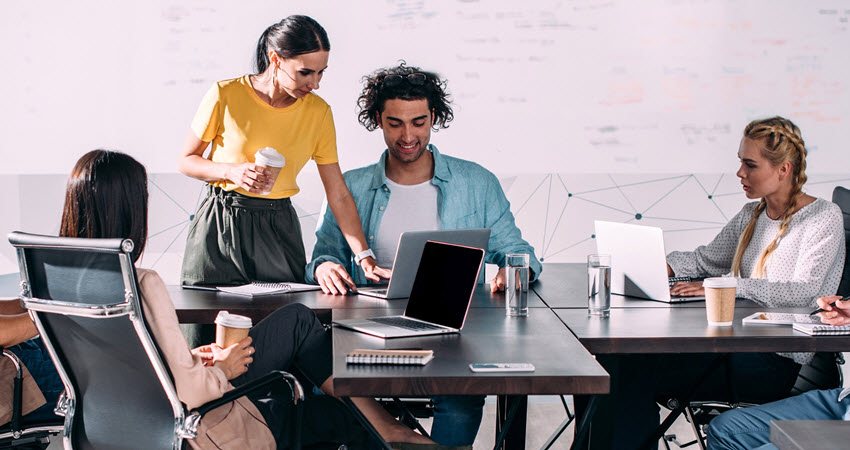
[178,16,386,288]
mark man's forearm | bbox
[0,313,38,347]
[0,298,26,315]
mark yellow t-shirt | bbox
[191,75,339,199]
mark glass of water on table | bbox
[506,253,530,317]
[587,254,611,318]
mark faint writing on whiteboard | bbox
[680,123,731,145]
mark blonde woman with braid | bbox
[667,116,844,308]
[575,116,846,450]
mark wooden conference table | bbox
[770,420,850,450]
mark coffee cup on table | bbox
[702,277,737,326]
[253,147,286,195]
[214,311,253,348]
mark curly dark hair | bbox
[357,62,454,131]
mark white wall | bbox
[2,1,849,175]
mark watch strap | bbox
[354,248,375,265]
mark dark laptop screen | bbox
[404,241,485,329]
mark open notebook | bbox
[216,282,321,297]
[793,323,850,335]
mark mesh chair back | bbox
[833,186,850,296]
[9,233,183,450]
[790,352,843,396]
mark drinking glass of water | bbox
[506,253,530,317]
[587,254,611,318]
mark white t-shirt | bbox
[372,178,441,268]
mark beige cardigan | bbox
[137,269,275,449]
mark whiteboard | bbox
[2,0,849,175]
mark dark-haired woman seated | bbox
[59,149,437,449]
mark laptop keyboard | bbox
[668,276,704,287]
[368,316,444,331]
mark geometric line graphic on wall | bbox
[510,173,733,262]
[506,173,850,264]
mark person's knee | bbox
[706,409,742,448]
[280,302,317,324]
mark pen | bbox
[809,295,850,316]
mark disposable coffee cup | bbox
[253,147,286,195]
[214,311,253,348]
[702,277,737,326]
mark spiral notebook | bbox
[345,349,434,365]
[792,323,850,335]
[216,282,321,297]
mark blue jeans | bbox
[430,395,486,446]
[706,387,850,450]
[8,337,64,424]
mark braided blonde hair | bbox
[731,116,808,278]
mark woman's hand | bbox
[210,336,254,380]
[225,163,272,193]
[360,257,392,283]
[191,344,215,366]
[817,296,850,326]
[670,281,705,297]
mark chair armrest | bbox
[180,370,304,440]
[192,370,305,417]
[1,349,24,434]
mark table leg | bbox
[495,395,527,450]
[341,397,393,450]
[571,394,598,450]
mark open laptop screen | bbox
[404,241,485,329]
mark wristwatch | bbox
[354,248,376,266]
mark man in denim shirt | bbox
[305,63,541,446]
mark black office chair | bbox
[0,348,63,449]
[7,232,305,450]
[833,186,850,296]
[662,185,850,449]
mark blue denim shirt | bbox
[305,145,542,285]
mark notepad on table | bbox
[216,282,321,297]
[792,323,850,335]
[346,349,434,365]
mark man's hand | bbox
[211,336,254,380]
[316,261,358,295]
[817,296,850,326]
[670,281,705,297]
[359,257,392,284]
[490,267,507,293]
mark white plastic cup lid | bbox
[214,311,253,328]
[702,277,737,289]
[254,147,286,168]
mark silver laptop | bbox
[358,228,490,299]
[594,221,705,303]
[334,241,485,338]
